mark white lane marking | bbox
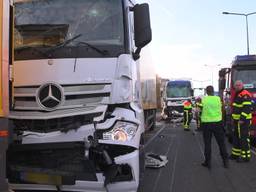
[144,125,165,148]
[169,139,179,192]
[152,137,175,192]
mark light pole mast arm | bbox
[247,12,256,16]
[222,11,256,55]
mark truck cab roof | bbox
[232,55,256,67]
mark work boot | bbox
[201,161,211,169]
[223,159,229,168]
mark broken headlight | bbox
[102,121,138,142]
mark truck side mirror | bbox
[219,70,225,77]
[219,78,226,90]
[132,3,152,60]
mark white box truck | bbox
[162,80,194,120]
[7,0,152,191]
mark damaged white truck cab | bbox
[7,0,152,191]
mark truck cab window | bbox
[166,82,192,98]
[233,69,256,90]
[14,0,126,60]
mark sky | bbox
[138,0,256,90]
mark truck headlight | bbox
[103,121,138,142]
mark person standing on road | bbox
[230,80,252,162]
[195,97,202,131]
[183,99,192,131]
[201,86,229,169]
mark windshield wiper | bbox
[74,41,109,56]
[44,34,83,54]
[43,34,109,56]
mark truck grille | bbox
[10,83,111,132]
[11,83,111,117]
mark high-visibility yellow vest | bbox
[201,96,222,123]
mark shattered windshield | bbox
[166,82,192,98]
[14,0,125,59]
[233,69,256,89]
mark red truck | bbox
[219,55,256,145]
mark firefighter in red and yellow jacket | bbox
[183,99,193,131]
[230,80,252,162]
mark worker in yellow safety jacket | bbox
[201,86,228,169]
[230,80,252,163]
[183,99,192,131]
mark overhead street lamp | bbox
[204,64,221,86]
[222,11,256,55]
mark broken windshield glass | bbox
[14,0,125,59]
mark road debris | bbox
[145,153,168,168]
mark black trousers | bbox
[231,120,251,160]
[202,121,228,163]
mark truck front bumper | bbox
[9,150,139,192]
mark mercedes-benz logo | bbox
[36,83,64,111]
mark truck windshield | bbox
[14,0,125,60]
[233,69,256,89]
[166,82,192,98]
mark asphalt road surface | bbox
[11,121,256,192]
[139,121,256,192]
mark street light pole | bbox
[245,15,250,55]
[223,11,256,55]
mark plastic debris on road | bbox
[170,117,183,123]
[145,153,168,168]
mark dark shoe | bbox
[229,155,238,160]
[223,159,229,168]
[201,162,211,169]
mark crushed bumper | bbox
[9,149,139,192]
